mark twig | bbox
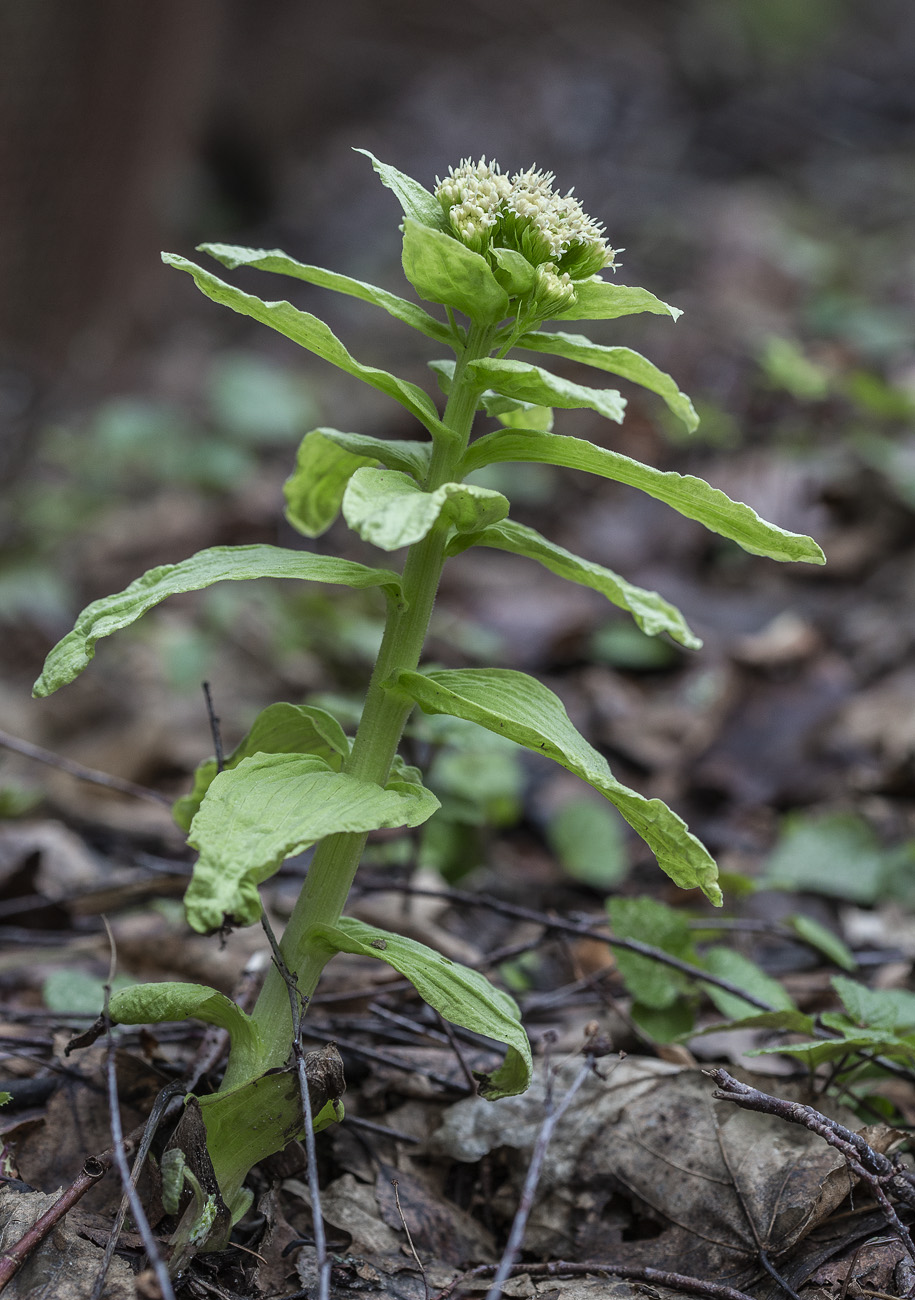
[0,726,172,806]
[261,913,330,1300]
[710,1069,915,1263]
[435,1011,478,1094]
[201,681,225,772]
[90,1080,185,1300]
[483,1054,595,1300]
[435,1259,759,1300]
[392,1179,429,1300]
[99,927,176,1300]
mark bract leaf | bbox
[491,248,536,295]
[390,667,721,904]
[518,330,699,433]
[306,916,532,1099]
[701,947,796,1020]
[402,220,510,324]
[163,254,444,435]
[109,983,264,1081]
[343,467,509,551]
[468,358,626,424]
[463,430,826,565]
[184,753,439,932]
[198,243,452,344]
[173,702,350,832]
[284,428,433,537]
[33,545,402,698]
[553,279,683,322]
[354,148,445,229]
[447,518,701,649]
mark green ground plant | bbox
[33,152,825,1255]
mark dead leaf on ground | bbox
[0,1186,136,1299]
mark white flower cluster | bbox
[434,158,615,282]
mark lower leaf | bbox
[305,916,533,1099]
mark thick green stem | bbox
[246,320,497,1072]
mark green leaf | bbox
[109,982,264,1080]
[199,243,452,345]
[787,915,856,972]
[832,976,915,1034]
[762,812,905,904]
[402,220,510,324]
[693,1009,815,1035]
[552,279,683,322]
[283,427,433,537]
[184,753,440,932]
[468,358,626,424]
[447,518,701,649]
[497,404,554,432]
[518,331,699,433]
[43,970,134,1016]
[492,248,537,295]
[33,545,402,698]
[305,916,532,1099]
[547,798,629,888]
[608,896,696,1008]
[163,254,444,436]
[343,467,509,551]
[173,702,350,832]
[701,947,795,1020]
[390,667,721,904]
[354,148,445,229]
[463,430,826,565]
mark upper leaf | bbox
[447,519,701,649]
[343,467,509,551]
[468,358,626,424]
[306,916,532,1099]
[163,254,444,436]
[518,331,699,433]
[284,428,433,537]
[390,667,721,904]
[402,220,510,324]
[463,431,826,565]
[552,279,683,322]
[184,753,440,932]
[199,243,453,345]
[355,148,446,229]
[173,702,351,832]
[33,545,402,698]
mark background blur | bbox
[2,0,914,886]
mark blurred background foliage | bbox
[1,0,914,902]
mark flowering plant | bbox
[34,152,824,1257]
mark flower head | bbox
[434,158,616,300]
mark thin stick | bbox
[98,924,175,1300]
[0,727,171,806]
[201,681,225,772]
[435,1011,478,1094]
[435,1260,759,1300]
[484,1057,594,1300]
[392,1179,428,1300]
[261,913,330,1300]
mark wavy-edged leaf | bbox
[184,753,439,932]
[284,427,433,537]
[173,702,350,832]
[355,148,445,229]
[518,331,698,433]
[390,667,721,904]
[468,358,625,424]
[198,243,453,345]
[109,983,264,1081]
[402,220,510,325]
[343,467,509,551]
[163,254,444,435]
[306,916,532,1099]
[463,430,826,565]
[33,545,402,698]
[553,279,683,322]
[447,518,701,649]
